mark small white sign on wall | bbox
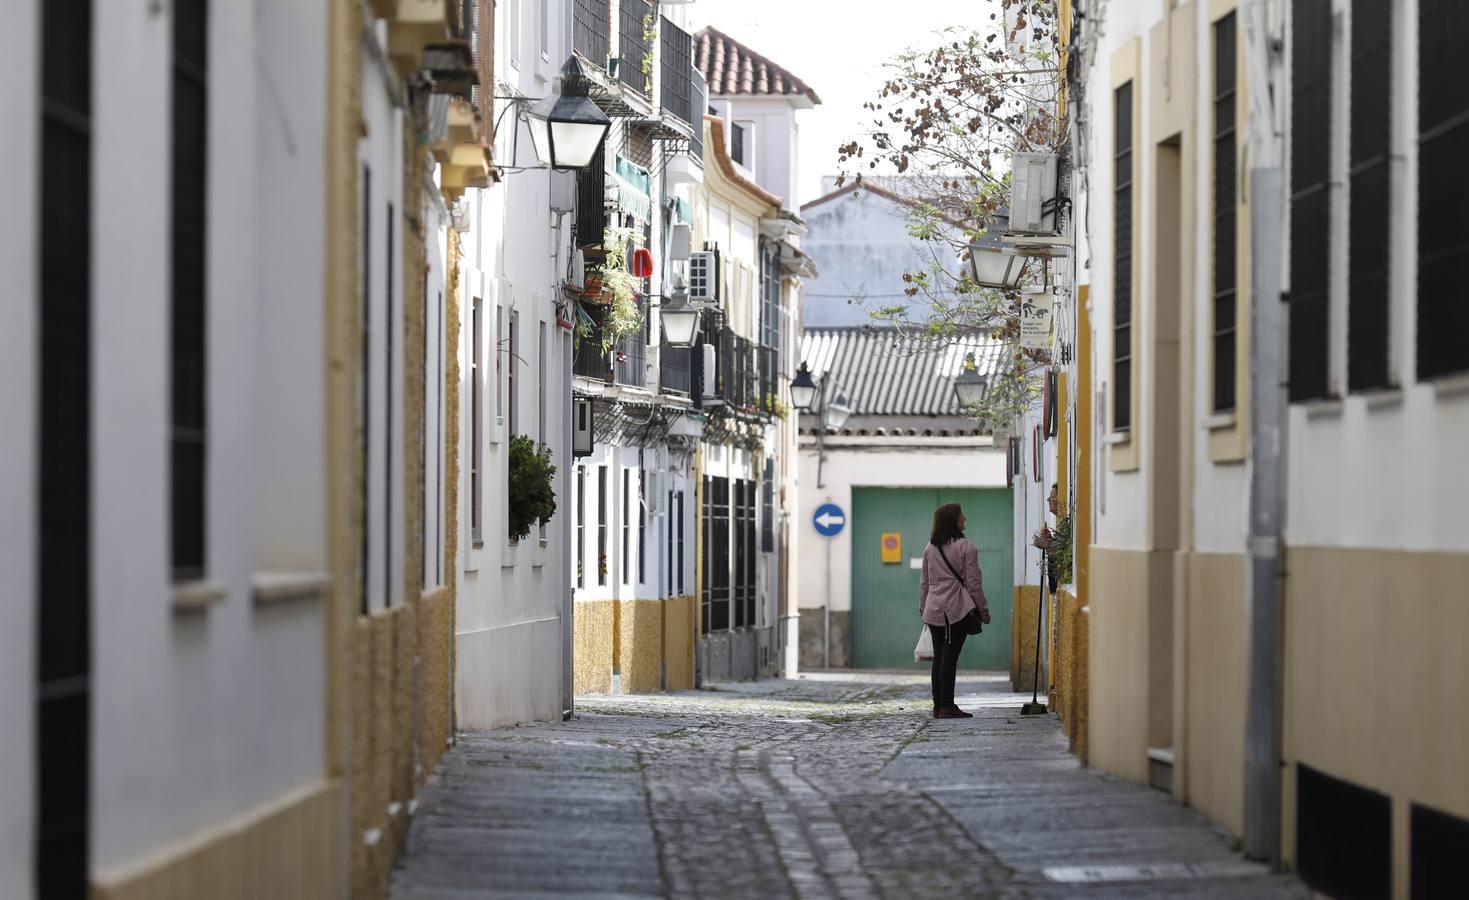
[1019,291,1055,349]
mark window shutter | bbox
[1346,0,1392,392]
[1417,0,1469,379]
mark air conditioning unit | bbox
[688,250,720,304]
[1009,152,1060,234]
[572,398,594,458]
[668,223,692,262]
[701,344,719,400]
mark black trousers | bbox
[929,622,968,707]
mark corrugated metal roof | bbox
[800,327,1007,417]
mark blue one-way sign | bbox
[812,503,846,537]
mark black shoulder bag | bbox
[936,543,984,636]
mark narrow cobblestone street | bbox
[390,674,1308,899]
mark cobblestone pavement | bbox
[391,673,1308,899]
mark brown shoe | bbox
[935,705,973,719]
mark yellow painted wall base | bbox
[1181,551,1247,837]
[1011,586,1042,691]
[575,597,697,694]
[1283,546,1469,900]
[1052,589,1089,763]
[93,781,343,900]
[1087,546,1151,784]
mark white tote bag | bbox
[913,626,935,662]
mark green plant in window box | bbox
[507,434,557,541]
[761,393,790,421]
[640,12,656,93]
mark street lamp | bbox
[953,353,989,407]
[968,245,1027,290]
[790,363,818,412]
[526,58,612,170]
[660,275,701,348]
[825,391,853,431]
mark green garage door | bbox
[850,487,1013,670]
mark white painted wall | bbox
[796,439,1008,616]
[89,0,329,878]
[456,0,572,728]
[715,96,803,207]
[799,185,952,327]
[0,1,38,893]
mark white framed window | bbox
[731,121,755,170]
[470,295,484,545]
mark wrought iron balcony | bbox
[618,0,655,97]
[573,0,609,66]
[659,17,694,127]
[660,343,692,396]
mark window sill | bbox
[1102,431,1131,446]
[1431,371,1469,399]
[252,571,330,608]
[1362,388,1404,410]
[173,579,229,613]
[1202,411,1237,431]
[1301,397,1343,420]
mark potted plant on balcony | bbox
[595,224,643,352]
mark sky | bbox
[685,0,990,207]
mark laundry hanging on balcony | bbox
[614,155,653,222]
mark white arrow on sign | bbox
[815,512,845,529]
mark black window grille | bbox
[702,476,730,633]
[597,465,608,585]
[742,479,757,625]
[761,460,774,553]
[576,467,586,588]
[573,0,609,65]
[665,488,674,594]
[1114,80,1134,431]
[1347,0,1392,392]
[660,342,692,395]
[575,144,606,249]
[1213,13,1239,412]
[621,467,630,582]
[1417,0,1469,379]
[732,480,749,627]
[618,0,654,96]
[1289,0,1332,402]
[659,16,693,125]
[613,304,646,388]
[677,490,685,595]
[172,0,209,580]
[690,69,707,159]
[385,203,395,605]
[637,467,646,584]
[361,166,373,610]
[759,245,782,407]
[39,0,94,890]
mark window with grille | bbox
[621,467,630,583]
[666,489,674,594]
[638,467,646,584]
[576,467,585,588]
[1213,12,1239,412]
[702,476,730,633]
[360,166,373,611]
[1417,0,1469,379]
[677,491,686,595]
[471,296,483,543]
[39,0,94,889]
[1347,0,1392,391]
[1288,0,1332,402]
[761,460,774,553]
[597,465,608,585]
[172,0,209,580]
[384,203,395,605]
[732,480,750,627]
[743,480,756,625]
[1113,80,1134,431]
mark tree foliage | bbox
[834,0,1064,431]
[508,434,557,540]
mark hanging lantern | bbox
[631,247,655,279]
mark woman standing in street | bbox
[919,503,991,718]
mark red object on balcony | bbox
[631,247,654,279]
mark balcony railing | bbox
[758,344,778,411]
[659,17,694,127]
[575,145,606,248]
[618,0,655,97]
[613,328,646,388]
[573,0,610,65]
[660,343,692,395]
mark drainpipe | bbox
[1241,0,1286,865]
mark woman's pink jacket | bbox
[919,538,988,628]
